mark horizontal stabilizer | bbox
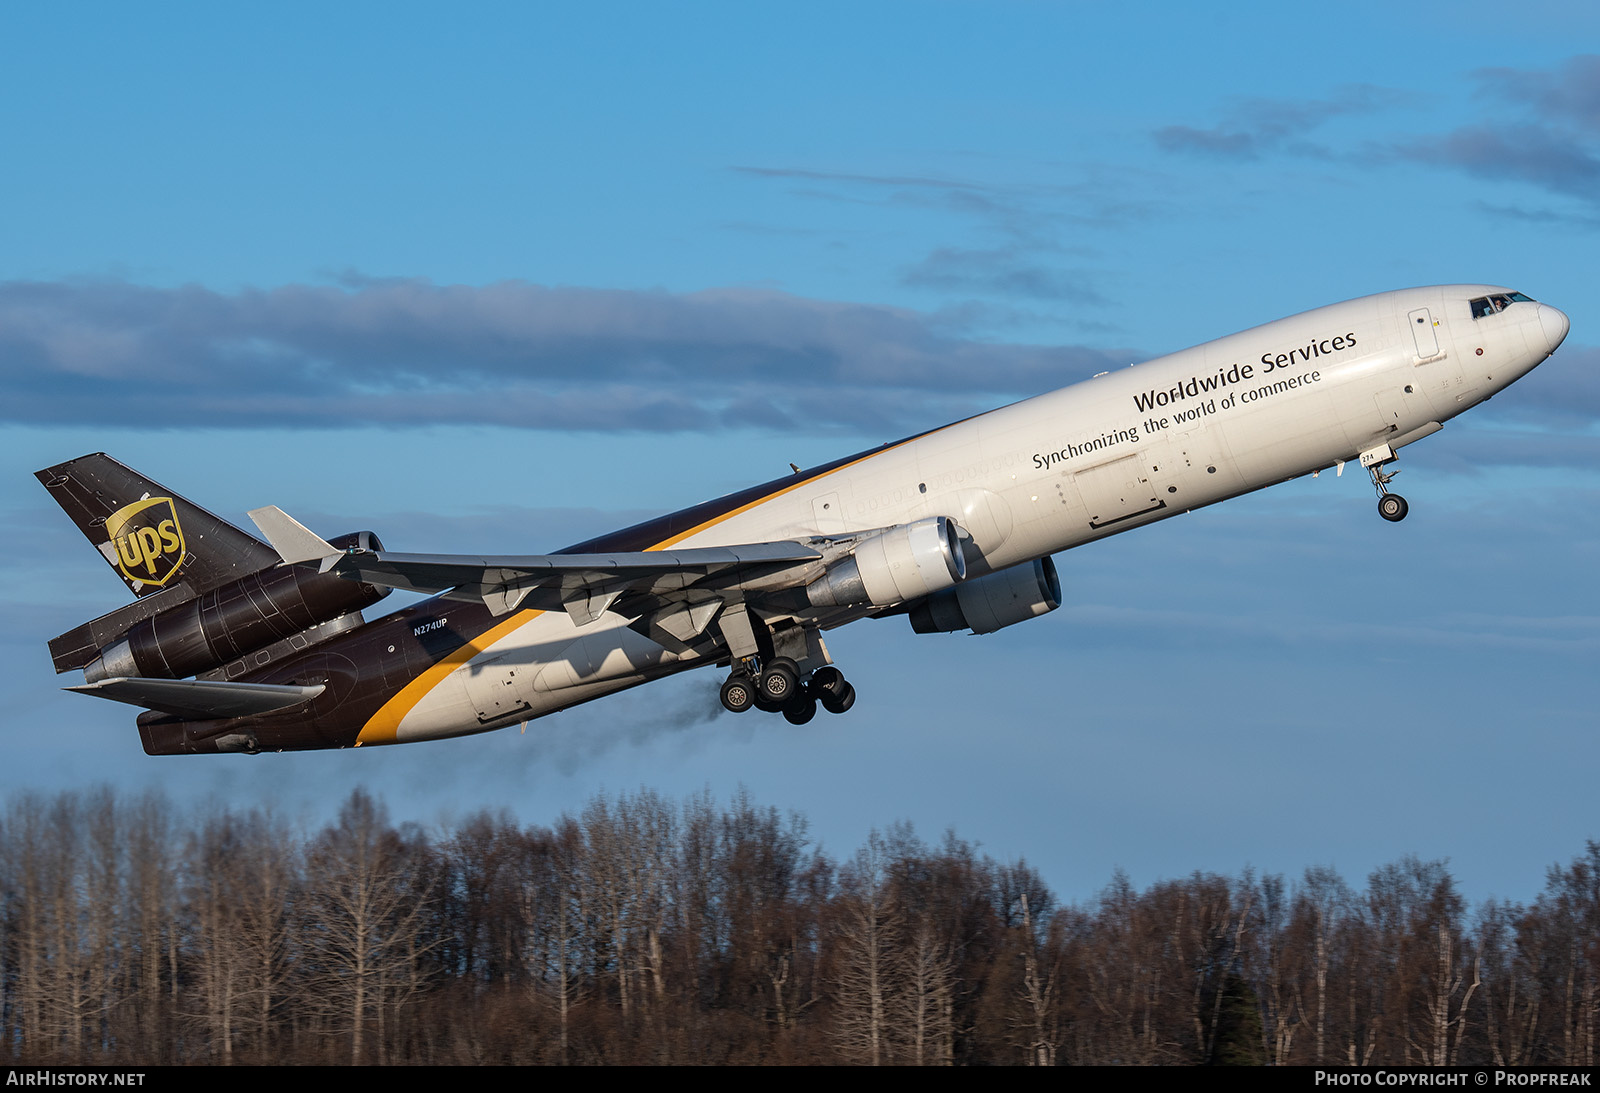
[66,677,325,720]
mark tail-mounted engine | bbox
[84,532,389,682]
[806,516,966,608]
[909,556,1061,635]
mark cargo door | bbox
[1374,387,1409,439]
[461,656,533,724]
[1072,451,1167,530]
[1408,308,1440,359]
[811,491,846,535]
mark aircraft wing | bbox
[248,506,826,623]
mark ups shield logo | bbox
[105,497,186,588]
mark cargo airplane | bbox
[38,285,1568,755]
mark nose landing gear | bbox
[1361,443,1409,523]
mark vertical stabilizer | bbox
[35,453,281,599]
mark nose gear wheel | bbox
[1367,457,1409,523]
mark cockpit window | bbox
[1470,291,1535,319]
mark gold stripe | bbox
[359,435,929,742]
[356,609,542,745]
[652,444,910,548]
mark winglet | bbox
[247,506,343,572]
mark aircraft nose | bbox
[1538,304,1570,353]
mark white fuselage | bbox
[369,285,1565,744]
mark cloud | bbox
[1154,84,1409,160]
[6,277,1587,445]
[1155,59,1600,215]
[1153,125,1259,159]
[731,165,1017,222]
[732,163,1156,307]
[1469,201,1600,230]
[731,164,1155,227]
[1475,55,1600,136]
[0,278,1134,434]
[1403,58,1600,206]
[901,247,1107,302]
[1411,125,1600,200]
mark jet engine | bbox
[806,516,966,608]
[84,532,389,682]
[909,556,1061,635]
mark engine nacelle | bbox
[85,532,389,682]
[807,516,966,608]
[909,556,1061,635]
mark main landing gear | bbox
[1361,444,1410,523]
[719,657,857,725]
[714,609,855,724]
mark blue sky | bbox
[1,2,1596,905]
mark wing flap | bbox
[340,541,823,589]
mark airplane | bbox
[37,284,1569,756]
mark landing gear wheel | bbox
[812,666,845,696]
[720,675,755,714]
[819,681,856,715]
[782,688,818,725]
[809,665,855,714]
[1378,494,1409,522]
[760,657,800,704]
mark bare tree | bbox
[300,790,434,1064]
[122,792,178,1062]
[1536,841,1599,1066]
[832,832,902,1065]
[182,811,248,1062]
[226,808,297,1061]
[521,816,588,1063]
[577,790,675,1032]
[1253,872,1304,1066]
[1300,866,1352,1065]
[894,913,955,1065]
[1012,890,1058,1065]
[8,783,1600,1067]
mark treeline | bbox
[0,786,1594,1065]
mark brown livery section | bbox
[353,608,543,746]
